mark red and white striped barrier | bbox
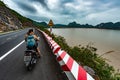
[57,50,94,80]
[48,40,60,54]
[42,31,61,54]
[38,29,94,80]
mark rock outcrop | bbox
[0,2,22,32]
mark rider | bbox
[25,29,41,57]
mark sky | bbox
[3,0,120,25]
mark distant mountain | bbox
[67,21,94,28]
[33,21,48,28]
[52,21,120,30]
[53,24,67,28]
[33,21,120,30]
[52,21,94,28]
[96,22,120,29]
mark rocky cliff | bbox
[0,1,22,32]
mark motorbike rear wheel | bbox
[27,64,32,71]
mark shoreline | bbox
[48,27,120,31]
[68,42,120,71]
[97,49,120,71]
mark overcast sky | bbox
[3,0,120,25]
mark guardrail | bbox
[37,29,94,80]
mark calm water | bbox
[52,28,120,70]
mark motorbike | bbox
[24,49,38,71]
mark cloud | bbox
[26,14,49,22]
[15,1,37,13]
[30,0,49,10]
[3,0,120,25]
[85,8,120,25]
[5,0,37,13]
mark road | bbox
[0,28,68,80]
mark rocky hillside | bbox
[0,1,23,32]
[0,1,34,32]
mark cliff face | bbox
[0,2,22,32]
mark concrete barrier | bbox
[57,50,94,80]
[41,31,61,54]
[37,29,94,80]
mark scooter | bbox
[24,49,38,71]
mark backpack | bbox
[27,35,35,48]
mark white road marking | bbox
[0,40,25,61]
[14,35,17,37]
[6,38,11,40]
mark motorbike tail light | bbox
[25,52,31,56]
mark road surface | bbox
[0,28,68,80]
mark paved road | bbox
[0,28,68,80]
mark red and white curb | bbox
[37,29,94,80]
[57,50,94,80]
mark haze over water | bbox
[52,28,120,70]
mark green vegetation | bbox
[11,10,31,23]
[36,25,120,80]
[10,9,32,23]
[8,7,33,26]
[0,1,5,6]
[33,21,48,28]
